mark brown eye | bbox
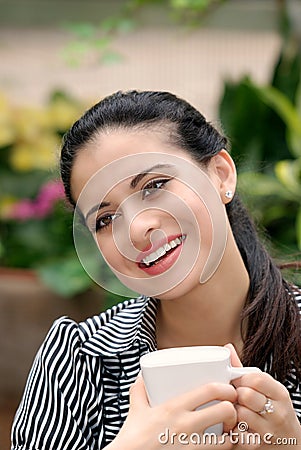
[141,178,171,200]
[95,213,119,232]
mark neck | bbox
[156,233,249,357]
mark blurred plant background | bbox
[61,0,301,277]
[0,92,96,296]
[62,0,301,284]
[0,1,300,447]
[0,0,300,296]
[219,0,301,282]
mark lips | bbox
[137,234,186,275]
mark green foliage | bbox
[168,0,225,25]
[219,20,301,269]
[255,84,301,158]
[37,256,93,297]
[62,15,135,66]
[0,93,98,297]
[62,0,225,65]
[170,0,220,13]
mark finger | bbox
[174,382,237,411]
[129,374,149,410]
[236,386,267,413]
[224,343,245,388]
[235,404,269,436]
[192,400,237,433]
[235,372,290,401]
[225,343,243,368]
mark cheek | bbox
[96,235,119,263]
[181,193,213,249]
[196,203,214,248]
[96,234,134,272]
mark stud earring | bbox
[225,190,233,199]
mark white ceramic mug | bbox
[140,346,261,435]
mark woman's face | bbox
[71,127,235,299]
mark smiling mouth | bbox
[138,235,186,268]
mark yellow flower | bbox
[34,134,61,170]
[14,107,51,141]
[47,98,83,131]
[0,124,15,148]
[0,93,16,147]
[9,143,35,171]
[0,195,17,218]
[10,134,60,171]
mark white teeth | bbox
[156,248,165,258]
[141,235,186,266]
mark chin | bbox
[154,273,201,301]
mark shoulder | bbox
[78,295,150,356]
[37,295,148,360]
[30,315,82,379]
[11,296,148,449]
[78,295,148,341]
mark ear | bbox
[209,149,237,204]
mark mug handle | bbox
[230,366,261,381]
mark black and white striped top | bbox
[11,292,301,450]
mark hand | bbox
[226,344,301,449]
[108,373,238,450]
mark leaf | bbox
[296,79,301,120]
[252,83,301,157]
[93,37,110,50]
[0,239,4,258]
[171,0,210,11]
[297,206,301,251]
[219,77,275,169]
[37,257,92,297]
[115,18,136,33]
[275,159,301,197]
[237,171,294,200]
[271,35,301,103]
[63,22,96,39]
[60,41,92,67]
[100,51,123,65]
[100,16,135,34]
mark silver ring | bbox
[259,398,274,415]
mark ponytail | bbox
[227,195,301,382]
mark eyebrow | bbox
[130,163,174,188]
[85,163,174,222]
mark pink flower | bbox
[37,180,65,203]
[35,181,65,218]
[9,199,36,220]
[7,180,65,221]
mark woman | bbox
[12,90,301,449]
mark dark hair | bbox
[60,90,301,383]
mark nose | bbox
[129,209,162,251]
